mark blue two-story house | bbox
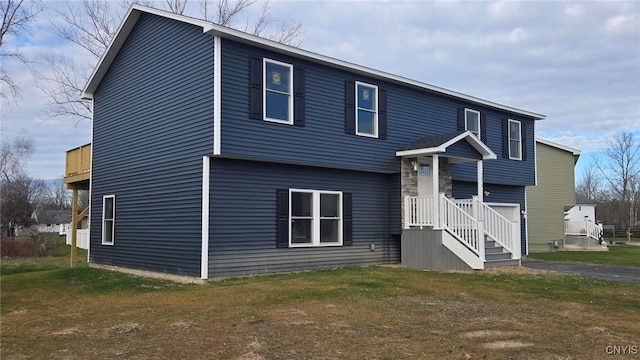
[81,5,545,282]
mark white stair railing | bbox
[453,197,519,259]
[475,198,519,258]
[440,194,484,260]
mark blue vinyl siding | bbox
[446,140,482,160]
[452,117,535,185]
[452,180,527,255]
[220,39,536,186]
[89,13,214,277]
[208,158,400,277]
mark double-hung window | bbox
[263,58,293,124]
[355,82,378,137]
[465,109,481,138]
[290,189,342,247]
[508,119,522,160]
[102,195,115,245]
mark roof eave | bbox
[82,5,546,121]
[81,5,214,99]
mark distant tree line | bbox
[1,134,88,237]
[576,130,640,235]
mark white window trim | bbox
[263,58,293,125]
[355,81,379,138]
[289,189,343,247]
[102,195,115,246]
[508,119,522,160]
[465,108,481,139]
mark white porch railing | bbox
[565,220,602,241]
[440,195,484,259]
[405,196,435,227]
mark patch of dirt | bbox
[460,330,520,338]
[109,322,142,334]
[8,308,27,316]
[51,328,80,336]
[170,320,197,329]
[481,340,534,349]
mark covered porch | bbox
[396,131,521,270]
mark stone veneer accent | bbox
[400,156,453,227]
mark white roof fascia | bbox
[536,138,581,155]
[82,5,546,121]
[395,131,496,160]
[204,23,545,120]
[439,131,497,160]
[395,147,443,157]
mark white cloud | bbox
[2,0,639,179]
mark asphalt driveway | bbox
[522,259,640,284]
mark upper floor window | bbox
[508,119,522,160]
[263,58,293,124]
[102,195,115,245]
[356,82,378,137]
[465,109,480,138]
[290,189,342,247]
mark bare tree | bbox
[1,132,34,183]
[594,130,640,232]
[0,0,43,105]
[576,166,601,201]
[41,178,71,209]
[0,134,47,236]
[37,0,304,123]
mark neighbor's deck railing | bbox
[565,220,602,241]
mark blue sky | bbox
[2,0,639,182]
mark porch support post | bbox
[477,160,483,200]
[70,187,78,268]
[432,154,440,228]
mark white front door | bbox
[417,158,433,198]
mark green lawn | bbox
[2,250,640,359]
[527,244,640,267]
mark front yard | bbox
[2,248,639,360]
[527,244,640,267]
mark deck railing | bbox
[64,143,91,183]
[565,220,602,241]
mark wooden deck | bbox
[64,143,91,188]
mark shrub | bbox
[1,235,49,258]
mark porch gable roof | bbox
[395,130,497,160]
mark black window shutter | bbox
[345,81,356,134]
[343,192,353,246]
[521,122,527,161]
[378,89,387,140]
[502,119,510,158]
[457,108,465,131]
[276,189,289,248]
[293,67,305,127]
[480,113,487,143]
[249,57,263,120]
